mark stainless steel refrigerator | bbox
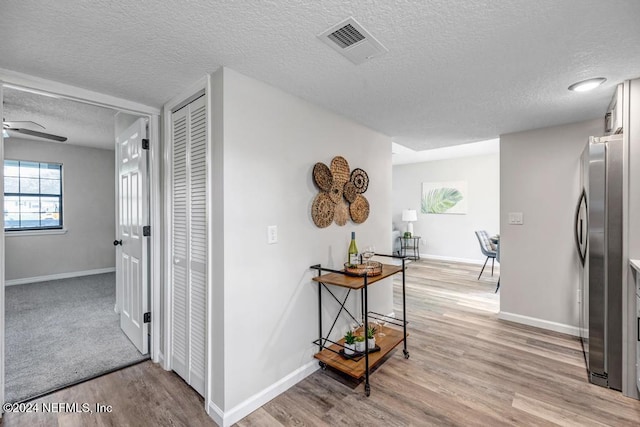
[575,133,623,390]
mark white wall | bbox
[499,118,603,333]
[210,68,393,416]
[392,154,499,263]
[5,138,115,281]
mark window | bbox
[4,160,63,231]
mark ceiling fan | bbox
[3,120,67,142]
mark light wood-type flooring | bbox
[238,259,640,426]
[3,259,640,426]
[0,361,216,427]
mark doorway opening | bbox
[2,86,152,403]
[391,138,501,308]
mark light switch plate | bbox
[267,225,278,244]
[508,212,524,225]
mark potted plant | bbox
[355,335,366,353]
[344,330,356,355]
[367,325,377,350]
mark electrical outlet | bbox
[508,212,524,225]
[577,288,581,303]
[267,225,278,244]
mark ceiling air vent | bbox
[328,24,365,48]
[318,17,388,65]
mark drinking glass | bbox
[362,245,375,266]
[361,248,371,266]
[377,317,386,337]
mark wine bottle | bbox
[348,232,359,266]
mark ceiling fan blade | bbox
[7,128,67,142]
[3,120,46,130]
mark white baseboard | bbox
[207,401,225,427]
[208,360,319,427]
[5,267,116,286]
[419,253,490,266]
[155,351,165,366]
[498,311,580,337]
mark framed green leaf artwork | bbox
[421,181,468,214]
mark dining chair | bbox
[474,230,497,280]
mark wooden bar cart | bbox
[310,254,409,396]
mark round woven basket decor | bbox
[344,261,383,277]
[311,192,335,228]
[312,162,333,192]
[330,156,351,185]
[350,168,369,194]
[343,181,357,203]
[334,200,349,226]
[329,181,343,204]
[349,194,370,224]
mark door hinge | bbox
[142,138,149,150]
[143,226,151,237]
[144,312,151,323]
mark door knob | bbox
[113,239,123,246]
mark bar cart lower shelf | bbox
[310,254,409,397]
[314,326,408,379]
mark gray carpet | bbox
[5,273,148,402]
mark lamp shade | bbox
[402,209,417,222]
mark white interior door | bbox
[171,95,206,396]
[117,118,149,354]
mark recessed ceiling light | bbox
[568,77,607,92]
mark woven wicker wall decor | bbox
[311,192,335,228]
[311,156,370,227]
[312,162,333,192]
[334,200,349,226]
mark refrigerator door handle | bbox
[575,188,588,266]
[579,219,583,245]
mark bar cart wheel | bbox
[365,384,370,397]
[403,349,410,359]
[319,361,327,370]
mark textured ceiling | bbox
[1,0,640,150]
[3,88,116,150]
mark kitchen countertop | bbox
[630,259,640,272]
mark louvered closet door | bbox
[171,95,207,397]
[188,98,207,394]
